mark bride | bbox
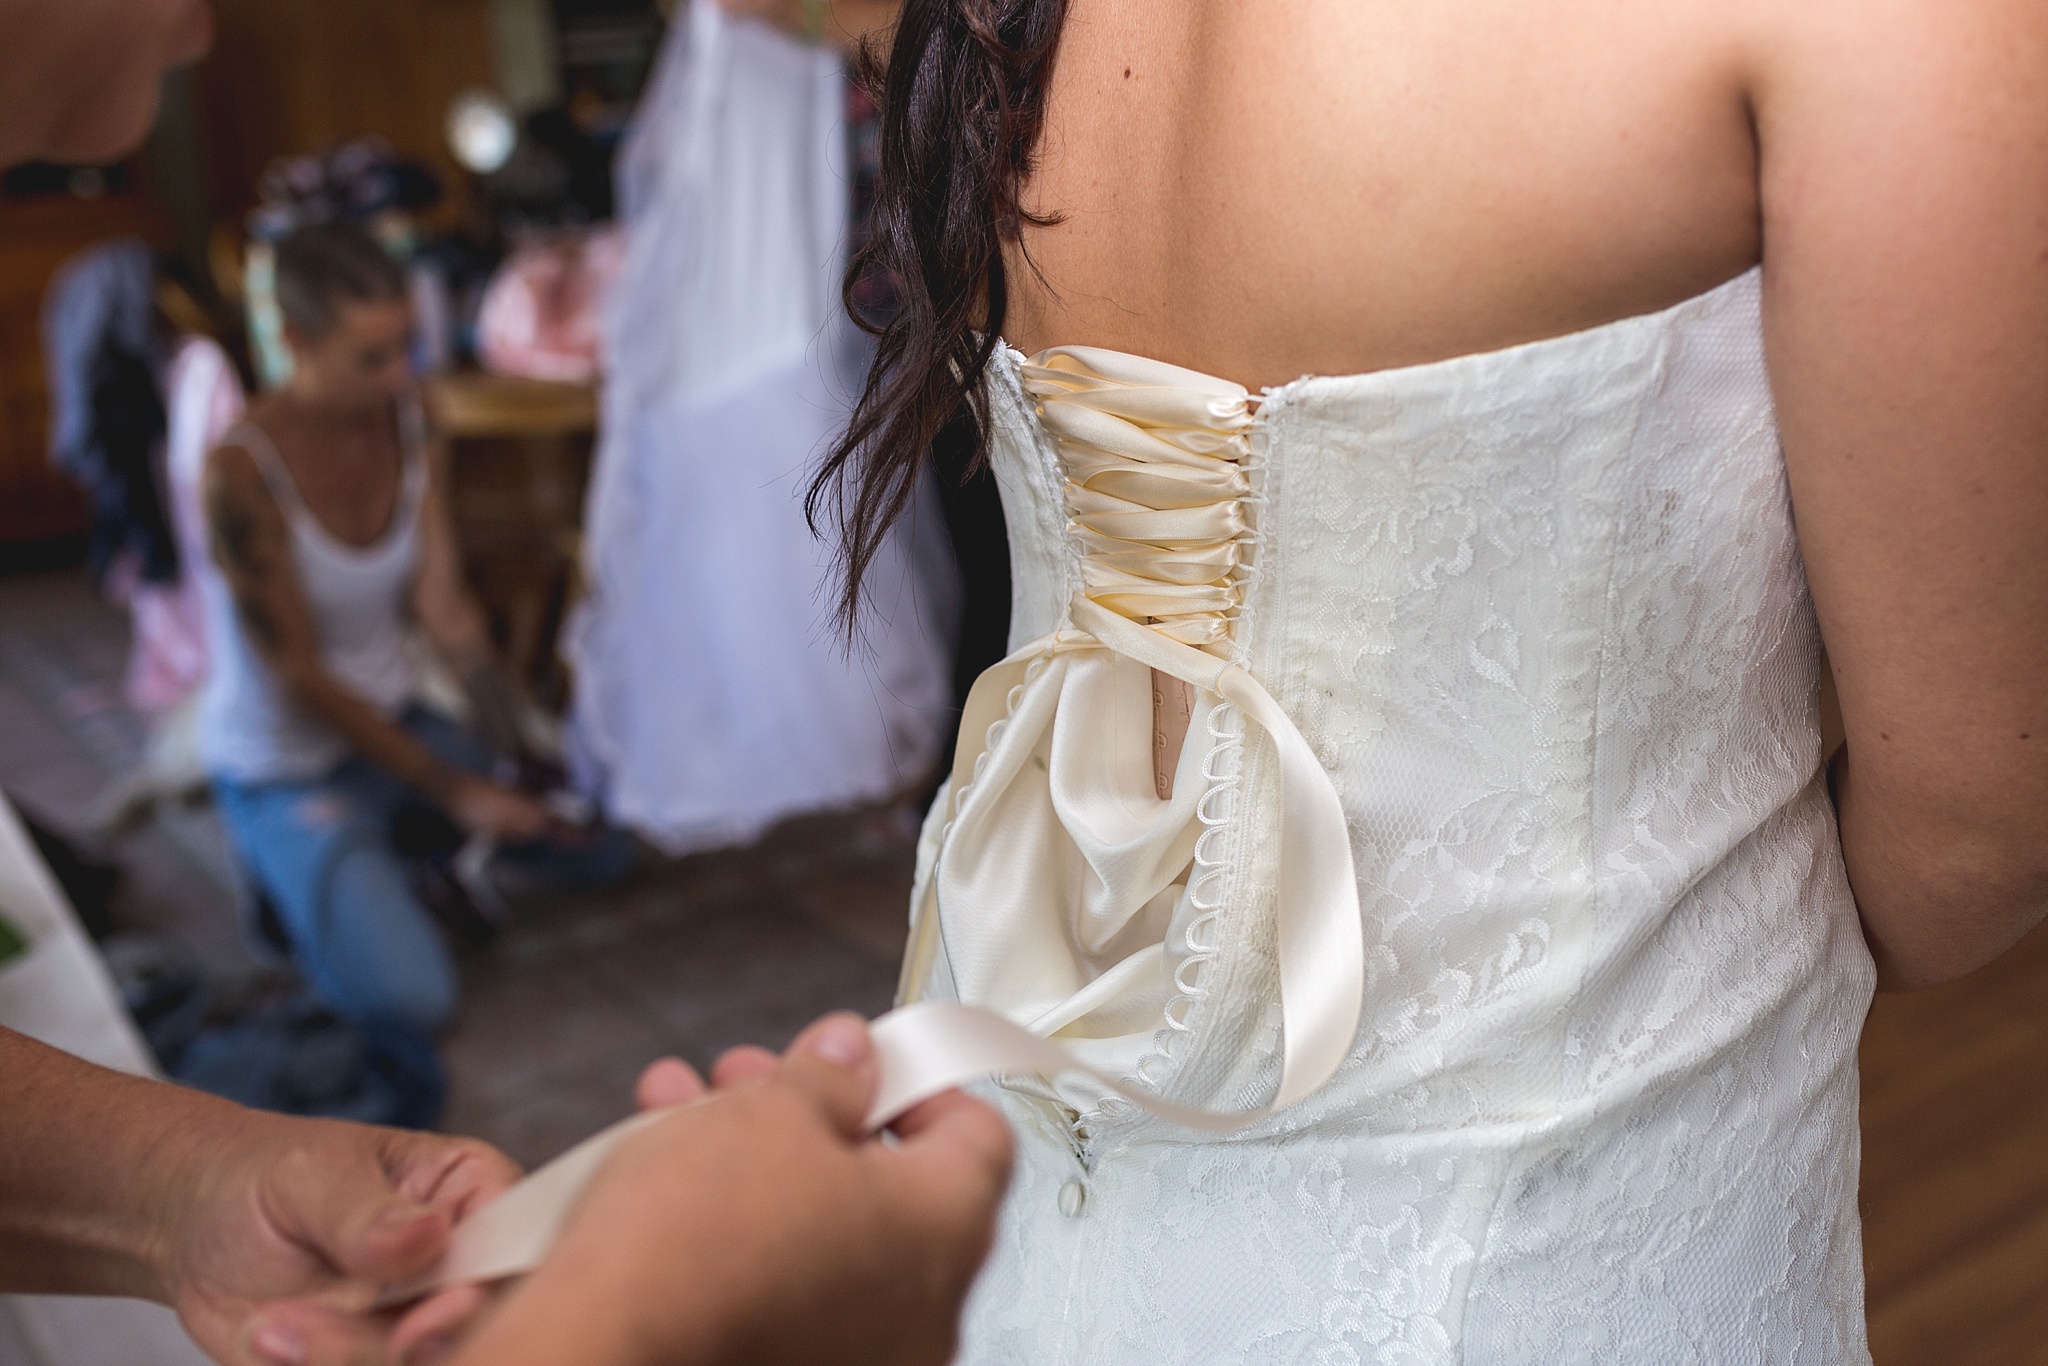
[810,0,2048,1360]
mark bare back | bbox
[1005,0,1762,382]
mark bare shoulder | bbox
[201,437,285,570]
[1746,0,2048,363]
[1747,0,2048,118]
[201,434,266,509]
[1016,0,1767,380]
[1750,0,2048,57]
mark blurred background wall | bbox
[0,0,665,556]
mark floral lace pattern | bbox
[916,270,1875,1364]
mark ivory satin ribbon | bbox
[397,347,1365,1300]
[904,347,1363,1112]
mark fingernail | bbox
[251,1320,306,1366]
[802,1014,870,1069]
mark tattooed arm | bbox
[203,442,549,840]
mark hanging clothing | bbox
[39,238,176,586]
[124,335,245,713]
[567,1,959,854]
[475,228,623,384]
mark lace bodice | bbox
[909,269,1876,1363]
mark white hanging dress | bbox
[568,2,958,852]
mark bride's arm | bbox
[1757,0,2048,988]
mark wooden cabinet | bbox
[427,371,598,708]
[192,0,498,226]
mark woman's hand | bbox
[447,777,553,844]
[447,1014,1013,1366]
[167,1115,518,1366]
[0,1031,521,1366]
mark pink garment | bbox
[125,336,244,713]
[476,229,624,384]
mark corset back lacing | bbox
[900,344,1367,1120]
[1028,347,1258,655]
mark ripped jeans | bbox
[211,707,484,1039]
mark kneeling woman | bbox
[199,223,606,1088]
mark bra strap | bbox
[218,420,314,529]
[392,393,431,521]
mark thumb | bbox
[333,1198,452,1287]
[885,1088,1015,1214]
[266,1139,450,1287]
[773,1012,880,1139]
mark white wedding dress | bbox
[908,268,1876,1363]
[569,5,958,852]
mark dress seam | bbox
[1453,329,1668,1356]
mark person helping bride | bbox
[800,0,2048,1359]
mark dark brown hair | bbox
[274,221,407,342]
[808,0,1069,628]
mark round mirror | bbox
[447,88,519,176]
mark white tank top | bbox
[196,402,428,784]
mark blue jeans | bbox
[212,707,487,1038]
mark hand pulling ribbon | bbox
[390,347,1365,1303]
